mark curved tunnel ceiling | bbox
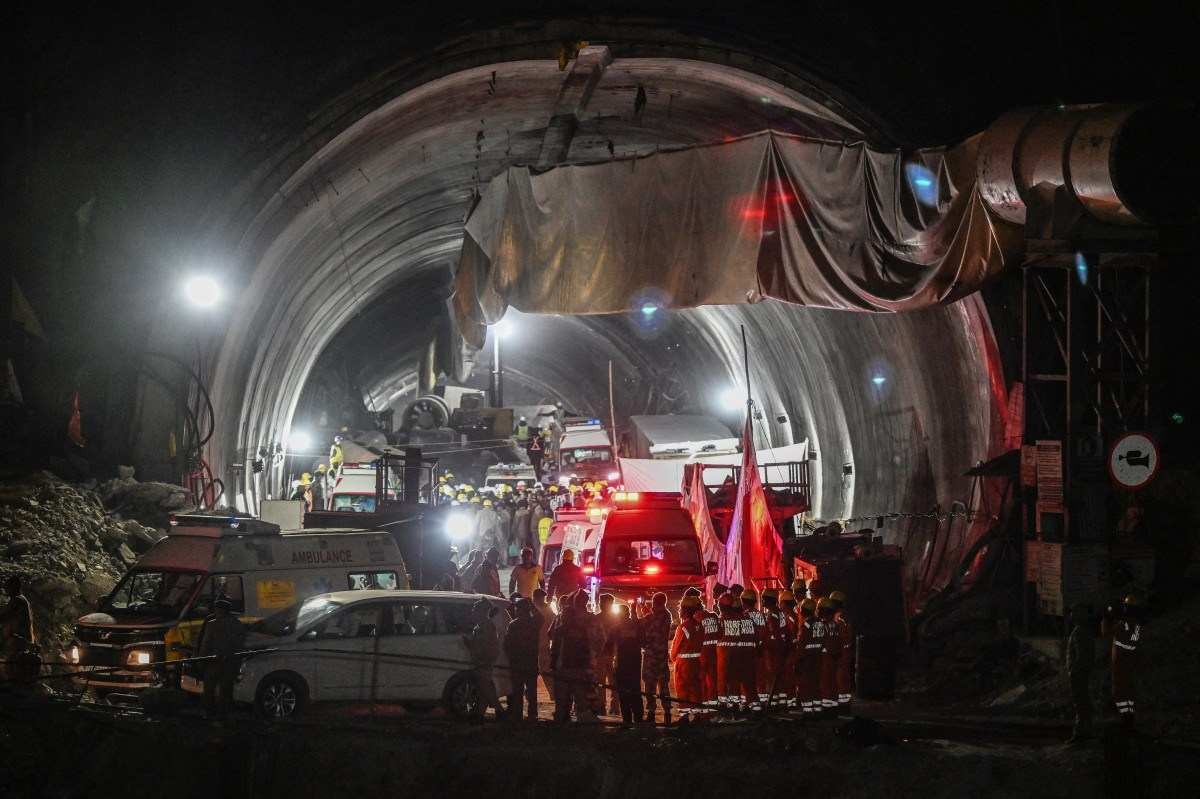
[205,51,1004,526]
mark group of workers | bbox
[441,477,556,566]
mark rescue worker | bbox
[290,473,311,504]
[0,575,36,684]
[311,464,327,510]
[550,591,598,723]
[828,590,853,708]
[639,592,673,724]
[699,584,725,716]
[716,592,757,711]
[512,500,532,554]
[741,588,769,706]
[503,598,541,721]
[670,595,705,720]
[532,588,556,694]
[472,547,502,596]
[612,601,644,724]
[795,597,821,714]
[790,577,807,599]
[463,599,504,720]
[514,416,531,445]
[759,588,788,706]
[1110,594,1144,728]
[1065,603,1095,743]
[508,547,544,598]
[527,431,544,479]
[195,597,245,719]
[776,590,799,706]
[328,434,345,476]
[595,593,621,715]
[547,548,585,599]
[816,597,840,715]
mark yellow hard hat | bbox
[829,590,847,604]
[456,493,468,502]
[469,495,481,504]
[438,475,448,483]
[779,590,795,603]
[562,549,575,562]
[549,485,559,493]
[800,598,816,613]
[816,598,832,613]
[299,472,312,485]
[762,588,779,600]
[445,472,454,480]
[316,464,327,473]
[482,499,493,508]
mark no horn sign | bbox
[1108,432,1160,491]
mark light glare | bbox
[183,275,222,308]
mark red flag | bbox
[682,463,723,603]
[720,417,782,588]
[67,390,86,447]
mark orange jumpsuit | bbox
[699,610,721,714]
[747,607,769,705]
[795,614,821,713]
[717,606,757,709]
[818,612,840,713]
[834,612,854,707]
[670,613,705,717]
[776,605,799,706]
[759,604,788,706]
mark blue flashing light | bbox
[872,375,886,386]
[1074,252,1088,286]
[904,163,939,208]
[641,303,659,316]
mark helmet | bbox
[780,590,795,603]
[519,416,527,423]
[762,588,779,601]
[683,586,702,598]
[445,472,454,480]
[816,598,833,613]
[790,578,806,594]
[438,475,447,483]
[556,401,563,408]
[516,481,526,489]
[469,496,481,504]
[456,493,468,502]
[316,464,327,473]
[717,593,735,608]
[800,598,816,614]
[829,590,847,604]
[681,596,701,610]
[549,485,559,493]
[333,435,343,444]
[561,549,575,562]
[741,589,758,603]
[1123,594,1144,609]
[299,472,312,485]
[482,499,493,508]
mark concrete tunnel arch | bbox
[192,28,1005,541]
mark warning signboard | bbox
[1035,440,1064,513]
[1108,432,1160,491]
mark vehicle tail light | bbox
[583,565,595,575]
[644,563,661,575]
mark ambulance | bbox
[69,513,409,691]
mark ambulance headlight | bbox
[69,645,81,664]
[126,648,154,667]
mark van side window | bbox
[378,601,438,636]
[347,571,399,591]
[323,605,381,639]
[439,602,473,635]
[191,575,245,617]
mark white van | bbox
[484,462,538,490]
[70,514,409,690]
[235,590,512,718]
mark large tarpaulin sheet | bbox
[451,130,1021,346]
[618,442,809,492]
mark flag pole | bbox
[608,359,617,450]
[741,325,751,417]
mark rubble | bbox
[0,471,183,659]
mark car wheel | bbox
[256,674,306,719]
[443,673,480,719]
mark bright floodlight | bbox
[288,430,312,451]
[445,512,472,541]
[183,275,221,308]
[640,303,659,316]
[872,375,886,387]
[492,317,512,338]
[719,385,747,412]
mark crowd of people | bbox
[462,576,861,725]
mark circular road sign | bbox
[1108,431,1161,491]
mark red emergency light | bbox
[583,565,595,575]
[643,563,661,575]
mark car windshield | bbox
[564,447,612,465]
[103,570,203,616]
[251,597,344,637]
[332,494,377,512]
[601,538,702,575]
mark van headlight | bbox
[69,646,81,664]
[125,648,154,667]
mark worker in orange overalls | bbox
[776,590,799,707]
[670,595,705,720]
[1110,594,1144,728]
[816,597,840,716]
[741,588,768,708]
[794,597,821,714]
[758,588,785,707]
[716,592,757,711]
[829,590,854,709]
[699,584,725,717]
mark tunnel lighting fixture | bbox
[872,375,886,386]
[492,317,512,339]
[1074,252,1089,286]
[719,385,747,412]
[640,303,659,316]
[183,274,222,308]
[288,430,312,451]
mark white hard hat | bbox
[520,416,527,422]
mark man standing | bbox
[533,588,556,694]
[612,602,644,725]
[795,598,821,714]
[0,576,36,684]
[1110,594,1144,729]
[716,592,757,711]
[670,595,705,720]
[550,591,597,723]
[759,588,787,707]
[311,464,327,510]
[829,590,854,709]
[594,594,620,715]
[509,547,544,598]
[816,597,840,716]
[463,599,504,720]
[699,585,724,717]
[195,597,244,719]
[1065,603,1095,743]
[776,590,799,706]
[472,547,503,596]
[547,549,585,599]
[640,593,673,724]
[503,598,542,721]
[328,434,345,476]
[527,432,544,480]
[741,589,769,707]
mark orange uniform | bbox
[795,613,821,713]
[670,612,705,717]
[817,610,840,714]
[834,612,854,707]
[699,609,721,714]
[717,602,757,709]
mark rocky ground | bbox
[0,470,194,659]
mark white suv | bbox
[234,590,512,719]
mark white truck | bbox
[627,414,739,460]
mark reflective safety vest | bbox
[515,423,530,443]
